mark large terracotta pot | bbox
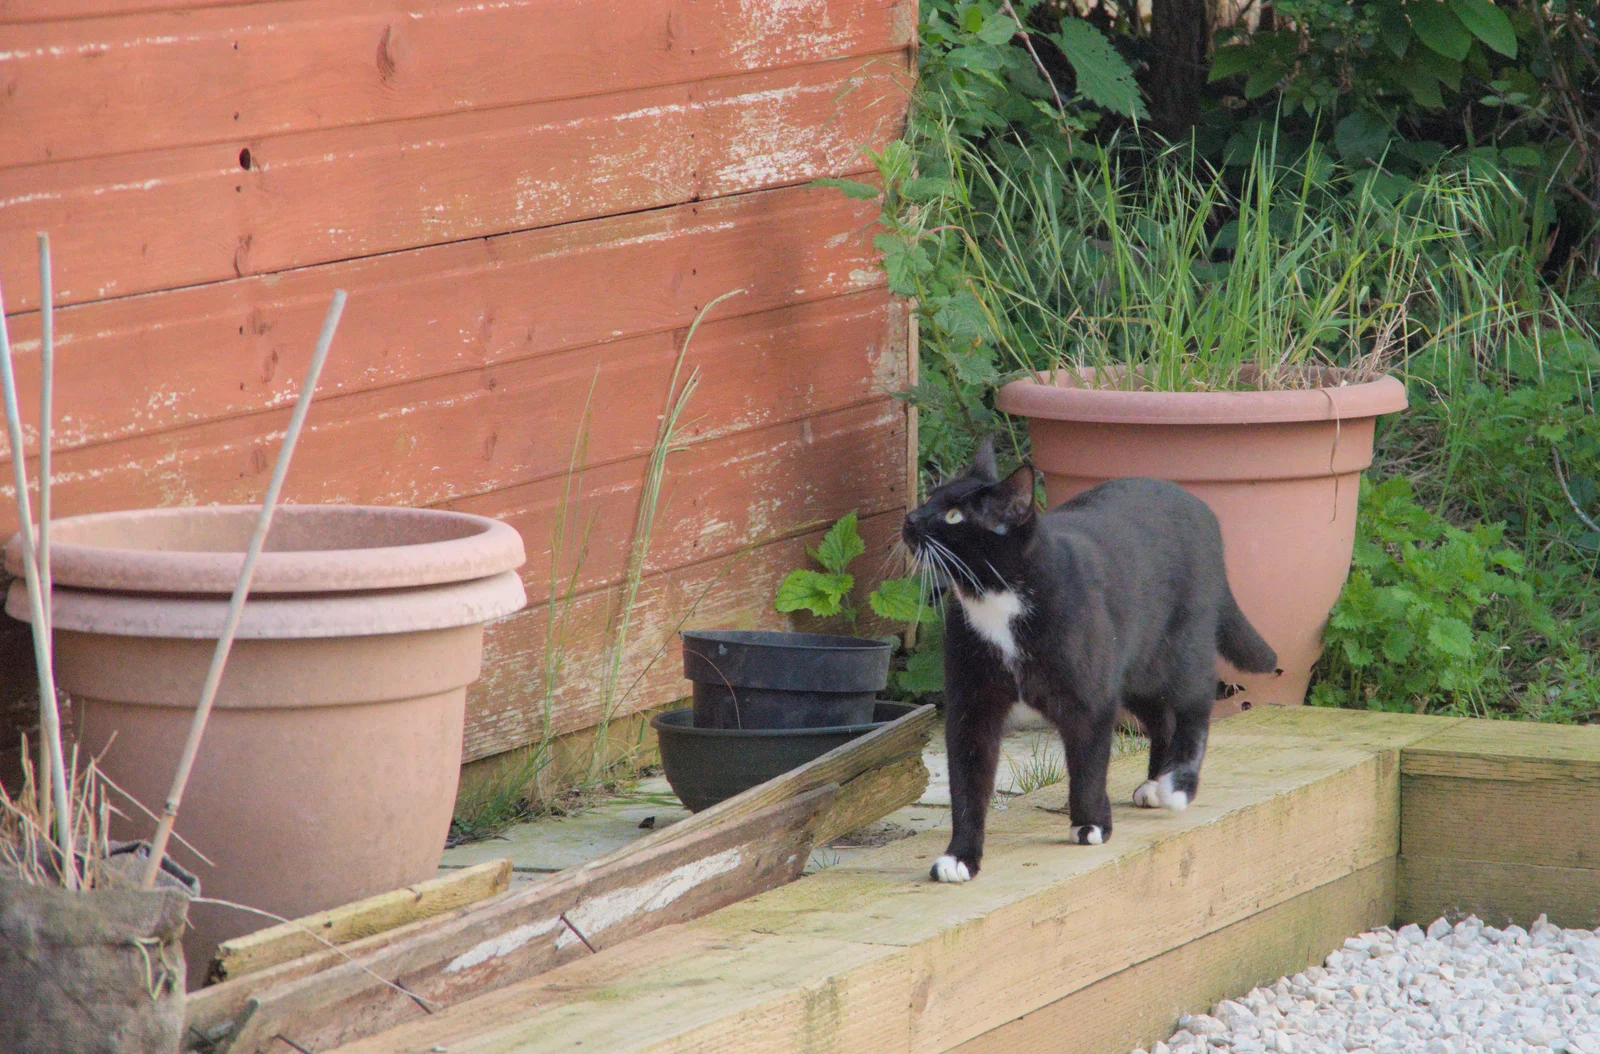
[4,505,526,987]
[996,370,1407,713]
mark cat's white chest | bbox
[957,589,1026,666]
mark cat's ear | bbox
[985,463,1037,526]
[968,434,999,483]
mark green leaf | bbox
[899,177,955,201]
[1244,61,1284,100]
[774,569,853,618]
[1407,1,1473,61]
[1381,624,1418,662]
[1426,617,1474,658]
[809,177,880,200]
[1500,146,1542,167]
[949,345,1001,386]
[960,5,985,34]
[896,645,945,695]
[1448,0,1517,57]
[1050,20,1148,119]
[813,512,865,573]
[1335,110,1391,164]
[1397,63,1445,108]
[1413,47,1463,88]
[1379,3,1414,56]
[976,13,1019,45]
[1207,45,1256,81]
[869,577,939,623]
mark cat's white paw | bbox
[1156,772,1189,811]
[931,855,971,883]
[1069,825,1104,845]
[1132,780,1162,808]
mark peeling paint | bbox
[554,846,746,949]
[442,915,563,974]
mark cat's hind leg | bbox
[1152,694,1212,811]
[1122,699,1173,809]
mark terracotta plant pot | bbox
[4,505,526,988]
[996,369,1407,713]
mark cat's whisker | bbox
[928,539,982,591]
[984,560,1013,592]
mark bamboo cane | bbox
[36,234,55,837]
[141,290,346,890]
[0,276,75,887]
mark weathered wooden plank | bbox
[328,713,1402,1054]
[0,57,910,310]
[464,509,909,757]
[1220,703,1466,752]
[0,184,886,460]
[1397,856,1600,931]
[207,860,511,985]
[953,861,1395,1054]
[450,398,908,606]
[811,754,929,847]
[186,703,936,1049]
[0,292,906,531]
[223,786,841,1054]
[0,0,914,167]
[1401,773,1600,870]
[1401,719,1600,782]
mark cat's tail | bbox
[1217,591,1279,674]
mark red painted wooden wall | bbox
[0,0,915,770]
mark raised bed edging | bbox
[326,707,1600,1054]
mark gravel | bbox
[1131,916,1600,1054]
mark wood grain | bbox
[1401,719,1600,783]
[0,56,910,310]
[953,861,1395,1054]
[0,184,886,461]
[1397,856,1600,931]
[207,859,512,984]
[226,787,839,1054]
[0,0,914,166]
[0,292,907,532]
[464,509,908,756]
[1401,773,1600,870]
[327,712,1402,1054]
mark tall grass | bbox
[905,111,1597,392]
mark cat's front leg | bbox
[1056,704,1117,846]
[932,673,1012,883]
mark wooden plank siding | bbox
[0,0,915,773]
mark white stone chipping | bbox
[1130,916,1600,1054]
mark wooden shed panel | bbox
[447,397,908,605]
[0,56,908,310]
[0,292,905,530]
[0,0,915,166]
[0,184,881,460]
[465,509,905,756]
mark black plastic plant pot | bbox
[680,629,892,730]
[651,701,918,813]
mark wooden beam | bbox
[953,860,1396,1054]
[323,708,1413,1054]
[1398,718,1600,931]
[224,786,841,1054]
[206,859,511,985]
[186,704,937,1051]
[1397,856,1600,931]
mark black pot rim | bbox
[679,629,892,653]
[651,702,917,738]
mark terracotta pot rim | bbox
[8,570,527,640]
[996,368,1408,425]
[3,504,526,594]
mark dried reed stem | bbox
[141,290,346,889]
[36,233,55,836]
[0,270,75,888]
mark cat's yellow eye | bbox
[943,508,965,525]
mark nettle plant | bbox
[773,512,946,696]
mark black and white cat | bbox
[902,437,1279,883]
